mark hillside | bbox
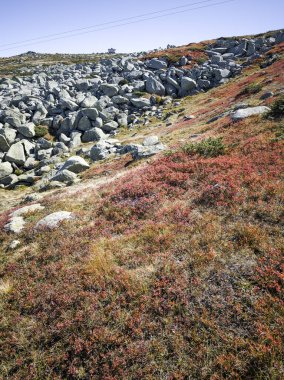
[0,30,284,379]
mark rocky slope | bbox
[0,29,284,379]
[0,30,283,192]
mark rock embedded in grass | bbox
[34,211,75,230]
[4,216,26,234]
[231,106,271,120]
[9,203,44,218]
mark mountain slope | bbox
[0,34,284,379]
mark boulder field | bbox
[0,31,283,190]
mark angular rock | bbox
[147,59,167,70]
[60,156,90,174]
[112,95,129,104]
[0,173,18,187]
[180,77,197,93]
[60,98,79,111]
[50,169,77,183]
[130,97,151,108]
[100,84,119,97]
[102,121,119,133]
[77,116,92,131]
[81,108,99,121]
[90,142,110,161]
[6,142,26,166]
[17,122,35,138]
[0,127,16,144]
[82,128,106,143]
[0,162,13,179]
[81,95,98,108]
[0,134,10,152]
[146,77,165,96]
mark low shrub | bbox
[272,123,284,141]
[34,125,49,138]
[118,79,129,86]
[182,137,225,157]
[196,57,207,65]
[267,96,284,118]
[239,82,262,96]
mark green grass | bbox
[34,125,49,138]
[239,83,263,96]
[267,96,284,119]
[182,137,226,157]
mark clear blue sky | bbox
[0,0,283,56]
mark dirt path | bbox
[0,163,138,215]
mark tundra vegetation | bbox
[0,31,284,379]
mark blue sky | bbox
[0,0,283,56]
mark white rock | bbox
[35,211,75,230]
[10,203,44,218]
[4,216,25,233]
[60,156,90,174]
[0,162,13,179]
[231,106,270,120]
[9,240,21,249]
[6,142,26,166]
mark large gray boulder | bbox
[0,127,16,144]
[147,59,167,70]
[231,106,270,120]
[50,169,77,183]
[77,116,92,131]
[82,127,106,143]
[143,135,160,146]
[180,77,197,94]
[35,211,75,230]
[102,121,118,132]
[17,123,35,138]
[90,142,111,161]
[146,77,165,96]
[3,109,25,128]
[0,162,13,179]
[81,95,98,108]
[81,108,99,121]
[6,142,26,165]
[130,97,151,108]
[60,98,79,111]
[100,84,119,97]
[60,156,90,174]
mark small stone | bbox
[9,240,21,249]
